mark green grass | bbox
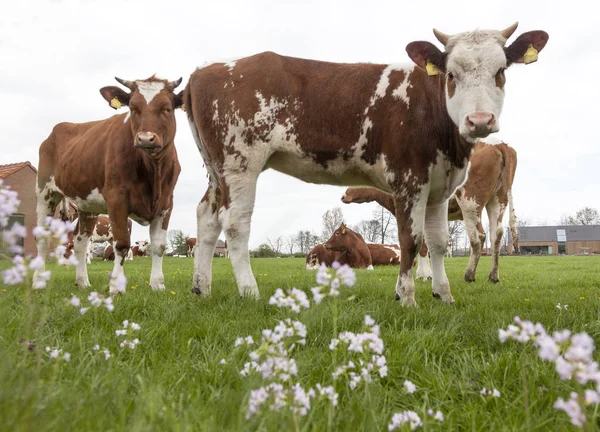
[1,256,600,431]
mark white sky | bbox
[1,0,599,248]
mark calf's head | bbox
[100,76,184,154]
[406,23,548,140]
[135,240,149,253]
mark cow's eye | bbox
[163,107,171,113]
[335,232,339,236]
[447,72,454,80]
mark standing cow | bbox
[186,237,197,257]
[341,139,518,283]
[185,24,547,305]
[34,76,183,294]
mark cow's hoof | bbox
[488,276,500,284]
[395,292,400,301]
[464,272,476,283]
[432,292,441,300]
[427,276,432,281]
[191,287,206,295]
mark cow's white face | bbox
[137,240,149,253]
[444,32,507,138]
[406,23,549,141]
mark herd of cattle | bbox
[32,23,548,305]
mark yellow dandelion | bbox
[524,298,530,302]
[170,291,176,295]
[2,289,6,292]
[378,278,382,281]
[580,296,586,300]
[145,280,149,284]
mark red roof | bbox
[0,161,37,179]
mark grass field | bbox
[1,255,600,431]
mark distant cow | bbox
[34,76,183,294]
[131,240,149,257]
[65,215,134,262]
[186,237,197,257]
[368,244,401,266]
[323,224,373,269]
[341,139,518,283]
[185,24,547,305]
[103,244,115,261]
[305,244,340,269]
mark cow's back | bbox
[368,244,401,266]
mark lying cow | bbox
[341,139,518,283]
[323,224,373,269]
[368,244,401,266]
[185,24,548,305]
[131,240,149,257]
[305,243,340,269]
[186,237,197,257]
[34,76,183,294]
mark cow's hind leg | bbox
[415,243,433,280]
[220,176,259,298]
[192,186,224,295]
[148,209,171,291]
[74,213,96,287]
[425,201,454,303]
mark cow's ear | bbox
[100,86,130,109]
[505,31,549,66]
[174,90,184,110]
[406,41,445,75]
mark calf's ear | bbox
[505,31,549,66]
[174,90,185,110]
[99,86,130,109]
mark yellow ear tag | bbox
[110,97,122,109]
[426,60,440,76]
[524,44,538,65]
[341,228,346,234]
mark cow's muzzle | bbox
[135,132,162,152]
[465,112,496,138]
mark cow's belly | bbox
[265,151,390,190]
[70,188,108,214]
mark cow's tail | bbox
[508,189,519,254]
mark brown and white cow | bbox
[323,224,373,269]
[186,237,197,257]
[368,244,401,266]
[341,138,518,283]
[184,24,547,305]
[305,243,340,269]
[34,76,183,294]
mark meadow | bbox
[1,255,600,431]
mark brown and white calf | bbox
[34,76,183,294]
[131,240,149,257]
[323,224,373,269]
[186,237,197,257]
[341,139,518,282]
[65,215,134,262]
[184,24,547,305]
[368,244,401,266]
[305,243,339,269]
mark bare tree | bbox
[373,205,396,244]
[562,207,600,226]
[267,236,284,256]
[321,207,345,241]
[516,215,531,227]
[285,235,296,256]
[448,221,464,253]
[295,230,320,255]
[353,219,381,243]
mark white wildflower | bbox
[404,380,417,394]
[388,411,422,431]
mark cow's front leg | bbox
[106,207,130,295]
[394,187,429,307]
[424,201,454,304]
[149,210,170,291]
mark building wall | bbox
[3,167,37,256]
[567,241,600,255]
[516,241,559,255]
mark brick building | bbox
[508,225,600,255]
[1,162,76,257]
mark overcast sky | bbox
[1,0,598,248]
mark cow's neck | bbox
[135,144,174,216]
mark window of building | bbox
[557,229,567,242]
